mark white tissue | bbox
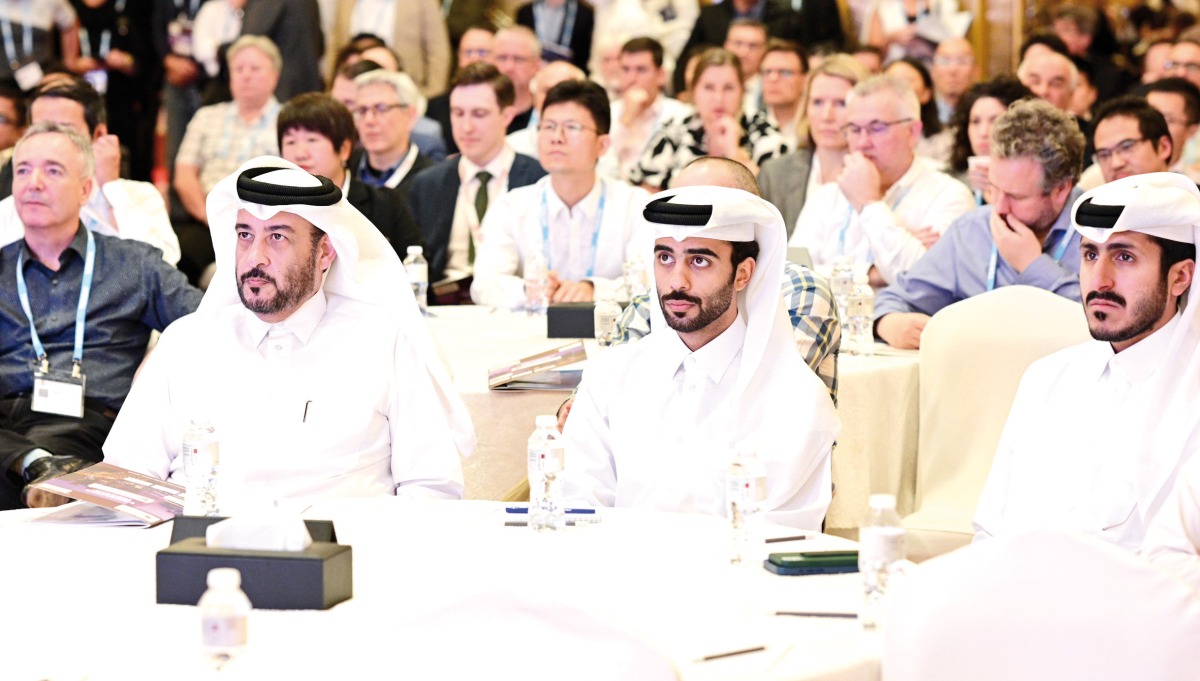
[205,510,314,551]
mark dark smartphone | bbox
[763,550,860,575]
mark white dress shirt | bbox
[0,180,180,265]
[561,313,838,529]
[445,145,515,280]
[103,290,465,507]
[349,0,397,45]
[470,175,651,309]
[791,155,974,283]
[973,314,1194,551]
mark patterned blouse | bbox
[628,110,789,190]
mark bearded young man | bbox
[103,157,474,508]
[560,184,840,530]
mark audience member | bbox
[1088,97,1173,186]
[239,0,324,101]
[493,26,542,134]
[426,23,497,156]
[930,37,978,125]
[1018,46,1077,113]
[152,0,213,213]
[758,39,806,149]
[1139,77,1200,175]
[516,0,594,74]
[330,0,451,98]
[590,0,699,69]
[0,86,25,160]
[945,76,1032,203]
[472,79,650,307]
[1141,38,1173,84]
[506,60,586,158]
[1,122,201,510]
[0,1,80,89]
[351,70,431,194]
[1051,4,1129,106]
[590,34,626,100]
[852,45,883,75]
[885,57,950,164]
[724,19,768,115]
[681,0,799,66]
[874,98,1086,349]
[1167,37,1200,90]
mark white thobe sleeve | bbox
[560,371,618,508]
[1143,459,1200,589]
[971,371,1037,542]
[470,192,528,310]
[102,325,183,481]
[388,332,465,500]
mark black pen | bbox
[774,611,857,619]
[765,534,808,543]
[699,646,766,662]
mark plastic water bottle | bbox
[830,256,854,323]
[726,446,767,565]
[527,415,566,530]
[403,245,429,316]
[846,273,875,356]
[622,254,648,298]
[524,249,549,315]
[859,494,906,629]
[200,567,251,668]
[182,419,220,516]
[593,291,622,347]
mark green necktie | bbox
[472,171,492,264]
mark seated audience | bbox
[2,123,201,510]
[1018,46,1078,114]
[493,26,542,134]
[724,19,768,116]
[974,172,1197,551]
[427,24,497,156]
[931,37,980,125]
[351,70,432,195]
[945,76,1033,203]
[506,60,586,158]
[874,99,1086,349]
[884,57,952,165]
[516,0,594,74]
[1138,77,1200,180]
[472,80,649,307]
[104,157,472,505]
[758,39,807,149]
[1088,96,1173,186]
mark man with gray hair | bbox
[493,26,543,135]
[352,70,432,195]
[1017,48,1078,114]
[791,74,973,285]
[0,122,201,510]
[874,98,1087,349]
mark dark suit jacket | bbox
[406,152,547,282]
[682,0,800,61]
[426,93,458,157]
[516,0,594,74]
[757,147,814,239]
[241,0,324,100]
[350,148,435,196]
[346,179,425,260]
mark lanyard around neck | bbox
[540,179,606,278]
[533,0,576,48]
[1,1,33,70]
[80,0,128,60]
[986,224,1075,292]
[836,184,912,257]
[16,229,96,372]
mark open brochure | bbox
[30,462,185,527]
[488,340,587,391]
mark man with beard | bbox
[560,184,840,530]
[974,172,1198,551]
[103,157,473,508]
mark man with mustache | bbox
[560,182,840,530]
[974,172,1198,551]
[103,157,473,508]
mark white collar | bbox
[543,174,603,221]
[242,288,328,348]
[1100,311,1183,384]
[660,312,747,385]
[459,144,515,183]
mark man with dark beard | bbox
[974,172,1198,552]
[103,157,474,509]
[560,184,840,530]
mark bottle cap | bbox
[407,245,423,255]
[868,494,896,511]
[535,415,557,428]
[207,567,241,589]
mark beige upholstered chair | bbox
[883,530,1200,681]
[903,285,1090,561]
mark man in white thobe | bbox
[561,184,840,530]
[974,172,1199,551]
[103,157,473,507]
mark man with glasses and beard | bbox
[560,184,840,530]
[974,172,1198,552]
[103,157,474,508]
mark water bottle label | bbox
[859,527,906,565]
[528,446,564,474]
[202,614,247,648]
[727,475,766,504]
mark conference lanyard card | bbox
[13,61,43,91]
[32,369,85,418]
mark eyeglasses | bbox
[495,53,534,65]
[841,118,913,139]
[761,68,799,79]
[1092,137,1149,165]
[537,120,598,138]
[932,56,974,67]
[1165,59,1200,74]
[352,102,408,119]
[460,48,491,60]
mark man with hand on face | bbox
[471,79,650,307]
[791,74,974,286]
[974,172,1198,552]
[560,183,839,529]
[874,98,1087,350]
[103,157,473,507]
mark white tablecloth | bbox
[1,502,880,681]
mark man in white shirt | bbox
[472,79,650,307]
[104,157,473,507]
[561,184,840,529]
[974,172,1198,551]
[0,80,179,265]
[724,19,767,116]
[1018,48,1078,114]
[599,37,692,181]
[505,60,587,159]
[352,70,432,194]
[759,39,807,149]
[792,74,974,286]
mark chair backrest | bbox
[883,530,1200,681]
[912,285,1091,517]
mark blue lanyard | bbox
[1,0,33,70]
[836,186,912,257]
[218,101,279,164]
[986,225,1074,292]
[533,0,576,49]
[15,229,96,371]
[80,0,127,60]
[540,180,606,278]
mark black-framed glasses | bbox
[1092,137,1149,165]
[841,118,913,139]
[352,102,408,119]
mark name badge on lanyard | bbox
[2,0,41,89]
[168,0,200,57]
[18,230,96,419]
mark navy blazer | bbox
[406,153,547,283]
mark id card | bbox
[84,69,108,95]
[32,369,85,418]
[13,61,44,91]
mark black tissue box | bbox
[547,302,595,338]
[156,537,353,610]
